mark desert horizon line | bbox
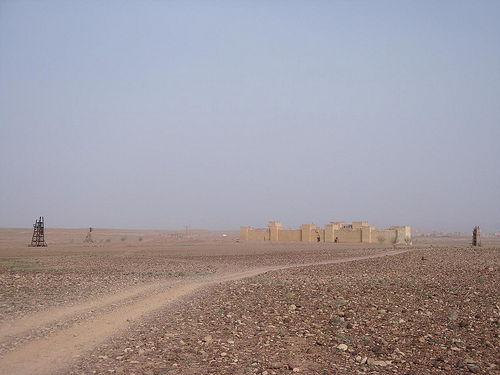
[1,226,497,235]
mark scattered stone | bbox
[5,239,498,375]
[337,344,348,351]
[466,364,480,373]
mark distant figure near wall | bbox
[240,221,411,244]
[472,226,481,247]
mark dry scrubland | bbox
[0,228,499,375]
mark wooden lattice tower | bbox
[30,216,47,247]
[472,226,481,247]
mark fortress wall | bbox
[278,229,302,242]
[352,221,370,229]
[330,222,346,229]
[242,222,410,243]
[301,224,315,242]
[390,226,411,243]
[268,221,282,241]
[361,227,372,243]
[325,225,335,242]
[308,229,325,242]
[336,229,362,243]
[240,226,250,241]
[372,229,397,244]
[404,226,411,239]
[318,229,325,242]
[247,229,270,241]
[395,226,411,244]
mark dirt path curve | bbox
[0,248,412,375]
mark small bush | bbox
[336,333,353,343]
[362,336,372,346]
[333,298,347,306]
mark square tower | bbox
[268,221,282,241]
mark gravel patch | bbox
[71,246,500,374]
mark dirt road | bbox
[0,248,411,374]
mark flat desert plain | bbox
[0,228,499,375]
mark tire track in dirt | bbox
[0,279,188,342]
[0,248,412,375]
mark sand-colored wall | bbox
[325,224,335,242]
[241,222,411,244]
[372,229,397,244]
[361,227,371,243]
[317,229,325,242]
[248,228,270,241]
[278,229,302,242]
[330,222,347,230]
[300,225,323,242]
[391,226,411,243]
[240,226,250,241]
[301,224,315,242]
[268,221,282,241]
[352,221,369,229]
[335,229,362,243]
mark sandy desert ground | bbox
[0,228,499,375]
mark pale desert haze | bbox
[1,1,499,233]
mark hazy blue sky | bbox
[1,1,499,232]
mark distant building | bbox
[240,221,411,244]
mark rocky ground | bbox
[70,246,499,375]
[0,239,399,323]
[0,255,214,323]
[1,229,499,375]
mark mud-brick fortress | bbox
[240,221,411,244]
